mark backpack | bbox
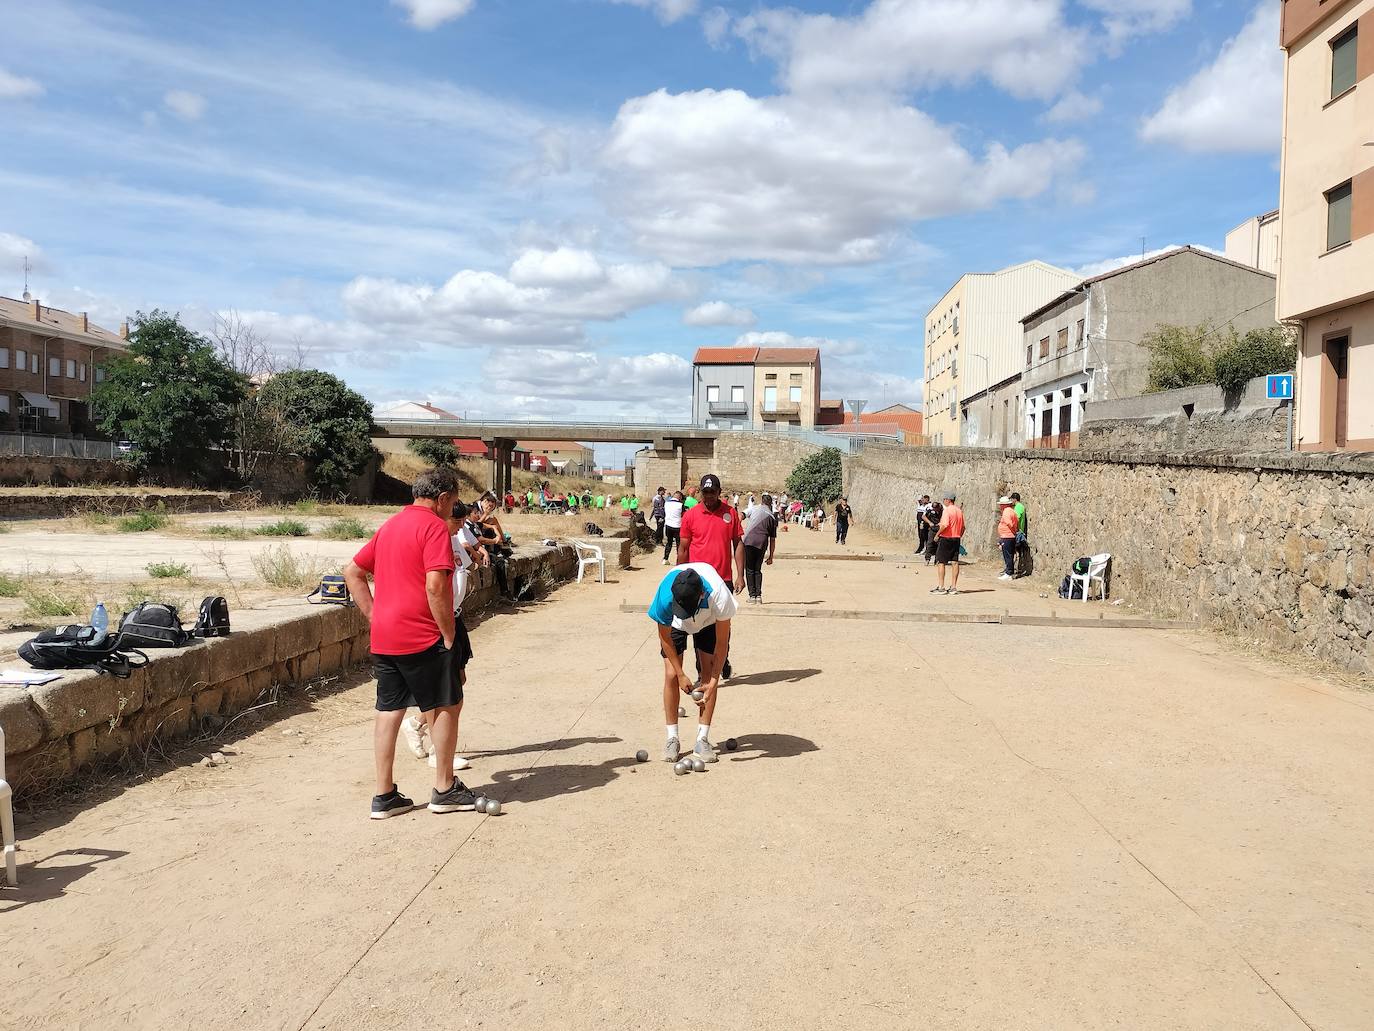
[1058,575,1085,600]
[1071,556,1092,575]
[18,624,149,678]
[306,573,351,605]
[118,602,192,648]
[193,596,231,638]
[583,521,605,537]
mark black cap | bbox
[699,473,721,491]
[670,568,706,620]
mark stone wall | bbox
[0,455,138,487]
[634,433,848,498]
[0,490,247,519]
[0,543,580,792]
[845,444,1374,675]
[1080,374,1291,454]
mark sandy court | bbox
[3,525,1372,1030]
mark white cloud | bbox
[684,301,756,327]
[1071,243,1220,278]
[1042,90,1103,123]
[1079,0,1190,46]
[1139,3,1281,153]
[391,0,476,30]
[734,0,1088,101]
[163,89,207,121]
[0,231,49,274]
[481,348,691,412]
[701,6,732,49]
[607,0,699,25]
[0,67,43,100]
[733,330,862,356]
[508,247,606,287]
[603,88,1085,265]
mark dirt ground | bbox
[3,524,1372,1030]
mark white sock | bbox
[666,724,679,741]
[697,724,710,741]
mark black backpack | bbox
[1071,556,1092,575]
[194,596,231,638]
[18,625,149,678]
[583,521,605,537]
[118,602,192,648]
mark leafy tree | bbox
[1213,327,1297,394]
[1143,323,1222,392]
[409,438,460,465]
[91,311,246,471]
[785,447,844,507]
[257,369,376,496]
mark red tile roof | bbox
[843,410,924,434]
[693,346,759,365]
[756,347,819,365]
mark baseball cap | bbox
[997,495,1013,505]
[670,568,706,620]
[699,474,722,491]
[941,490,956,501]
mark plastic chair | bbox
[1,725,16,886]
[1070,552,1111,602]
[570,539,606,584]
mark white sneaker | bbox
[428,753,472,771]
[998,573,1012,581]
[401,715,429,759]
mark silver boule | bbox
[484,799,501,816]
[474,795,487,810]
[690,756,706,773]
[635,749,649,763]
[674,761,689,775]
[691,689,704,702]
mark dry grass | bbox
[252,544,334,590]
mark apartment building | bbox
[1019,247,1278,448]
[923,260,1079,447]
[1279,0,1374,451]
[518,441,596,477]
[0,296,127,435]
[691,346,823,429]
[1224,209,1281,274]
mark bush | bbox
[252,545,330,590]
[293,498,320,514]
[146,561,192,579]
[118,511,170,533]
[1145,322,1296,394]
[0,572,21,597]
[255,518,311,537]
[204,524,251,539]
[409,438,460,465]
[785,447,844,507]
[319,516,369,540]
[1213,327,1297,394]
[22,584,88,620]
[256,369,375,496]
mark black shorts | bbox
[373,639,464,713]
[935,536,962,564]
[661,623,718,658]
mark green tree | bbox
[408,438,460,465]
[785,447,844,507]
[257,369,376,496]
[91,310,246,470]
[1213,327,1297,394]
[1143,323,1224,392]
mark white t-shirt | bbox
[647,561,738,634]
[451,527,480,609]
[664,498,684,529]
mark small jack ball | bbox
[484,799,501,816]
[690,756,706,773]
[691,689,704,702]
[725,738,738,751]
[674,761,689,775]
[635,749,649,763]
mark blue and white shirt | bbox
[647,562,737,634]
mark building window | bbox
[1076,319,1085,347]
[764,385,777,410]
[1057,328,1069,354]
[765,373,777,381]
[66,359,76,378]
[790,372,802,381]
[730,385,745,403]
[79,363,86,382]
[95,367,106,383]
[0,347,7,369]
[16,348,26,371]
[0,393,8,415]
[1327,180,1353,250]
[1026,343,1033,366]
[50,356,61,376]
[706,385,720,403]
[789,385,802,403]
[1039,336,1050,358]
[1331,24,1358,98]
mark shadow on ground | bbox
[725,733,819,763]
[726,669,821,687]
[0,847,127,913]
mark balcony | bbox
[760,402,801,421]
[707,400,749,418]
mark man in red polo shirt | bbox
[679,473,744,679]
[344,466,476,820]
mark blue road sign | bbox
[1266,374,1294,400]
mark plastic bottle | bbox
[90,601,109,647]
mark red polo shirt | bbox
[680,501,743,582]
[353,504,454,655]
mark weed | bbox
[203,524,251,540]
[0,572,22,597]
[255,518,310,538]
[0,522,9,533]
[80,511,113,529]
[319,516,368,540]
[118,511,170,533]
[252,544,331,590]
[293,498,320,515]
[146,561,192,579]
[22,583,89,620]
[119,584,156,613]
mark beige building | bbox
[1280,0,1374,451]
[752,347,821,429]
[1224,209,1281,274]
[923,260,1079,447]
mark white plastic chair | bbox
[1,725,16,886]
[570,539,606,584]
[1070,552,1111,602]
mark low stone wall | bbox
[0,455,138,488]
[0,490,248,519]
[634,433,849,498]
[845,444,1374,675]
[1080,374,1290,454]
[0,543,579,792]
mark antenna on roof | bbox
[1140,237,1146,260]
[21,255,31,302]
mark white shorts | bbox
[455,567,471,612]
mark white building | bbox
[1224,210,1280,275]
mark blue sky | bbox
[0,0,1282,464]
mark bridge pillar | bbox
[483,437,516,494]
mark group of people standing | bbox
[913,490,1030,595]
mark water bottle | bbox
[90,601,109,647]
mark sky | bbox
[0,0,1283,467]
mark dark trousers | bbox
[923,530,938,561]
[835,521,849,545]
[743,544,767,599]
[1000,538,1016,576]
[654,516,665,543]
[663,525,680,562]
[916,523,928,553]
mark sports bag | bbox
[18,624,149,678]
[118,602,192,648]
[583,521,605,537]
[194,595,231,638]
[1071,556,1092,575]
[307,573,351,605]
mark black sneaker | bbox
[429,779,477,813]
[370,786,415,820]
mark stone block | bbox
[294,649,323,685]
[8,738,73,791]
[318,641,345,676]
[220,675,256,712]
[72,721,133,768]
[192,687,225,718]
[29,671,145,739]
[205,631,271,684]
[152,698,194,740]
[142,645,211,709]
[248,666,275,697]
[0,687,45,754]
[276,612,324,663]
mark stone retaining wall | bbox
[634,433,848,498]
[845,444,1374,675]
[0,490,248,519]
[1080,375,1290,454]
[0,544,580,792]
